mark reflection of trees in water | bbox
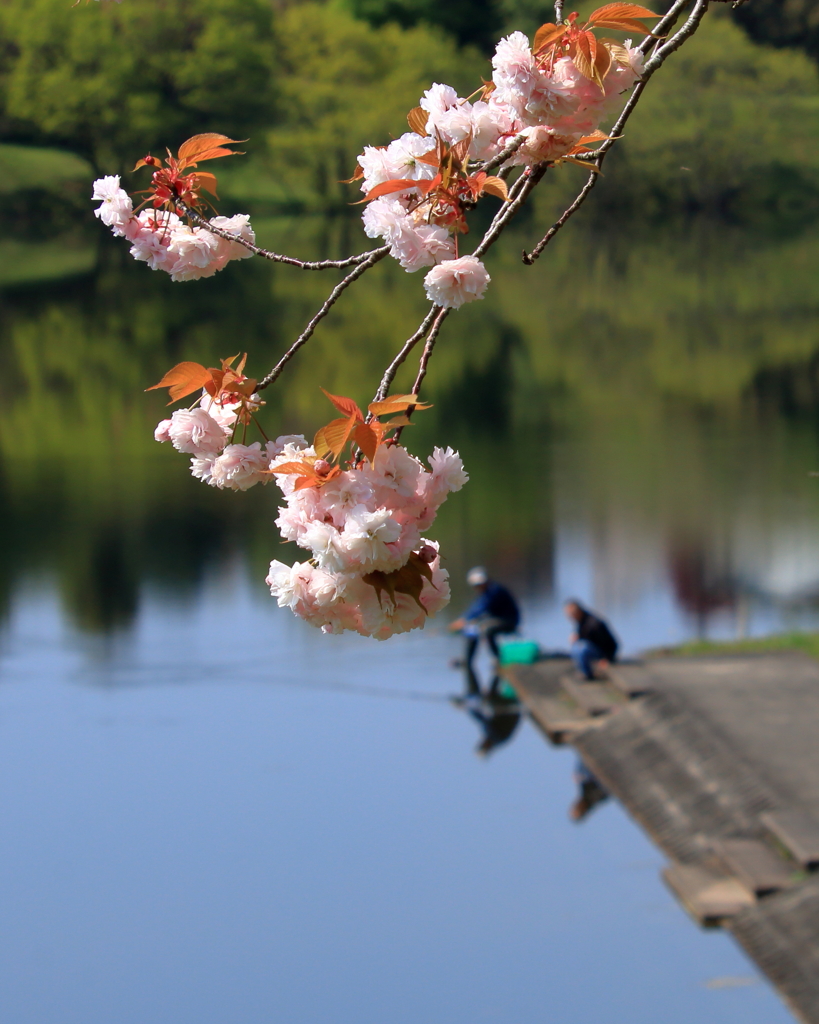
[1,222,819,632]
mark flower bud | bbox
[416,543,437,563]
[314,459,332,477]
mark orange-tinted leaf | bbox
[533,21,566,52]
[415,151,440,167]
[480,175,509,201]
[358,178,423,204]
[586,3,656,23]
[145,361,212,403]
[353,422,380,464]
[380,415,415,428]
[133,156,162,172]
[602,38,632,64]
[367,394,431,416]
[177,134,246,165]
[340,164,365,184]
[588,17,655,33]
[270,461,316,477]
[314,414,358,459]
[320,389,363,421]
[578,129,609,144]
[594,41,612,81]
[407,106,429,136]
[573,33,597,82]
[192,171,219,197]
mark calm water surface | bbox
[1,214,818,1022]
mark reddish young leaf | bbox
[368,393,431,417]
[603,39,633,64]
[480,175,509,201]
[145,361,212,403]
[340,164,365,184]
[314,414,359,460]
[357,178,423,204]
[380,414,415,428]
[192,171,219,198]
[407,106,430,136]
[177,134,246,166]
[270,461,316,477]
[594,41,613,82]
[320,389,364,421]
[588,17,655,33]
[133,155,163,172]
[353,422,381,464]
[586,3,657,23]
[573,32,598,83]
[533,21,567,52]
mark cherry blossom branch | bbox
[555,0,564,24]
[474,163,549,259]
[257,247,389,390]
[478,133,528,174]
[373,305,441,403]
[177,201,388,270]
[411,307,451,397]
[521,0,709,265]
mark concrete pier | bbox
[504,652,819,1024]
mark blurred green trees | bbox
[0,0,278,170]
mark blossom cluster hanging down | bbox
[353,4,654,308]
[91,6,667,642]
[149,363,467,639]
[91,6,656,303]
[92,135,255,281]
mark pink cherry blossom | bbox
[154,419,172,443]
[209,442,271,491]
[423,255,491,308]
[91,176,133,235]
[166,408,228,456]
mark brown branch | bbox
[391,307,451,443]
[474,163,549,259]
[257,248,388,391]
[176,201,388,270]
[372,305,440,404]
[478,133,529,174]
[521,0,709,265]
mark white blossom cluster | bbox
[266,441,469,639]
[92,176,254,281]
[355,33,643,308]
[154,391,289,489]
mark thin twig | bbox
[372,306,440,404]
[638,0,691,55]
[176,201,388,270]
[522,0,709,265]
[257,248,388,390]
[555,0,564,24]
[391,307,451,443]
[474,164,549,259]
[411,307,450,396]
[478,133,529,174]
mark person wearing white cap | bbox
[449,566,520,670]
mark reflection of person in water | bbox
[570,758,609,822]
[449,567,520,669]
[452,664,522,757]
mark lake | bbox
[0,205,816,1023]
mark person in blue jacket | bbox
[449,566,521,669]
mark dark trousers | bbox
[464,617,518,667]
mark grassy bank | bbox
[652,633,819,661]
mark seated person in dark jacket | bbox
[449,567,520,668]
[564,599,618,680]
